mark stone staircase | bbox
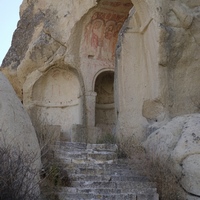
[45,141,159,200]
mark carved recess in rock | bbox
[31,68,83,140]
[94,70,115,133]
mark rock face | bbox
[0,72,41,167]
[143,114,200,199]
[1,0,133,141]
[1,0,200,139]
[2,0,200,143]
[0,72,41,195]
[1,1,200,199]
[115,0,200,142]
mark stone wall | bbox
[115,0,200,142]
[1,0,133,142]
[115,0,165,142]
[1,0,200,144]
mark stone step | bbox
[58,192,137,200]
[69,174,150,182]
[71,180,156,190]
[55,142,118,152]
[63,161,133,170]
[56,157,116,165]
[58,191,158,200]
[86,143,118,152]
[64,162,147,175]
[55,141,87,151]
[87,151,117,161]
[64,167,139,176]
[55,151,117,165]
[46,142,159,200]
[64,187,157,195]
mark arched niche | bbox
[32,68,83,140]
[94,70,115,133]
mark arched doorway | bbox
[94,70,115,133]
[32,68,83,141]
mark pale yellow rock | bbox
[0,72,41,169]
[1,0,200,197]
[143,114,200,198]
[0,72,41,196]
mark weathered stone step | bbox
[55,141,87,151]
[55,151,117,165]
[64,186,157,195]
[64,167,138,176]
[58,192,137,200]
[64,162,133,170]
[56,157,115,164]
[58,191,158,200]
[87,143,118,152]
[65,165,147,176]
[63,163,139,176]
[71,180,156,190]
[69,174,150,182]
[87,151,117,161]
[47,142,159,200]
[55,142,118,152]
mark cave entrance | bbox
[94,70,115,134]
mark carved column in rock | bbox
[85,91,97,127]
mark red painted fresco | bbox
[101,2,132,8]
[82,11,129,61]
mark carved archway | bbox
[32,67,83,141]
[94,70,115,133]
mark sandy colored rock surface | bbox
[143,114,200,198]
[0,72,41,169]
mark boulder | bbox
[143,114,200,199]
[0,71,41,169]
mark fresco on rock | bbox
[81,2,133,62]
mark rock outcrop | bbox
[1,0,133,141]
[0,72,41,195]
[115,0,200,142]
[1,0,200,199]
[0,72,40,165]
[143,114,200,199]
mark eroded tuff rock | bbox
[1,0,97,100]
[115,0,200,141]
[2,0,200,142]
[1,1,200,198]
[0,72,41,195]
[0,72,41,167]
[1,0,134,141]
[143,114,200,199]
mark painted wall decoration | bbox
[81,2,132,62]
